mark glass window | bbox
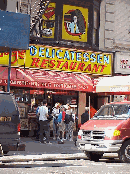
[93,9,98,45]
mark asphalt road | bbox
[7,137,81,156]
[0,158,129,174]
[0,137,129,174]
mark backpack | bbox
[36,106,39,115]
[64,114,70,124]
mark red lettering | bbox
[4,52,9,55]
[100,65,107,72]
[49,60,56,68]
[40,59,49,68]
[92,64,100,72]
[56,60,64,68]
[18,50,26,55]
[11,51,18,64]
[61,61,68,69]
[31,58,40,67]
[0,53,3,57]
[84,64,91,71]
[69,62,77,70]
[77,63,85,71]
[18,50,26,59]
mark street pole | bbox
[7,48,12,92]
[89,96,90,120]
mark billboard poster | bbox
[62,5,88,42]
[42,3,56,38]
[115,52,130,74]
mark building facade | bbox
[98,0,130,104]
[0,0,115,131]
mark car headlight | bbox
[105,127,120,138]
[113,130,121,136]
[78,129,83,136]
[78,129,83,139]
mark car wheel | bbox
[3,151,9,154]
[119,140,130,163]
[0,145,3,156]
[85,151,103,162]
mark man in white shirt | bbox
[38,99,50,143]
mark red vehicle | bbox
[76,101,130,162]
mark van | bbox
[76,101,130,162]
[0,92,25,155]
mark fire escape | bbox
[19,0,51,43]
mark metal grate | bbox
[82,130,105,140]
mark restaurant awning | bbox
[94,76,130,94]
[0,67,94,92]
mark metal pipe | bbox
[7,48,12,92]
[89,95,90,120]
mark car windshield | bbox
[93,104,130,120]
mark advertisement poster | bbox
[42,3,56,38]
[62,5,88,42]
[115,52,130,74]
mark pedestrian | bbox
[62,106,66,140]
[35,103,41,141]
[38,99,50,144]
[81,107,89,125]
[52,102,60,140]
[68,114,74,141]
[57,106,66,143]
[64,104,71,140]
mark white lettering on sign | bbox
[110,86,129,92]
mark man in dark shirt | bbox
[81,107,89,125]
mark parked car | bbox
[0,91,25,155]
[76,101,130,162]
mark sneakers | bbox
[58,139,64,144]
[43,137,46,141]
[53,137,56,140]
[46,141,52,144]
[40,141,52,144]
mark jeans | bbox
[36,121,40,140]
[53,119,58,138]
[58,121,65,139]
[65,121,74,140]
[39,120,49,142]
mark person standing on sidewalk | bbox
[64,104,71,140]
[38,99,50,144]
[57,105,66,143]
[68,113,74,141]
[52,103,60,140]
[35,103,41,141]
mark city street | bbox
[0,137,128,174]
[0,158,129,174]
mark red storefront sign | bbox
[0,67,94,92]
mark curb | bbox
[0,153,88,163]
[0,153,119,163]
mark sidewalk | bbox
[0,137,118,163]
